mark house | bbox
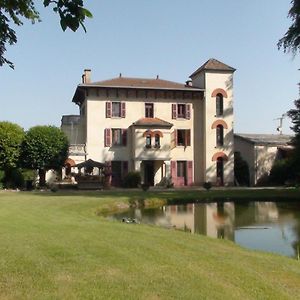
[234,133,293,186]
[61,58,235,187]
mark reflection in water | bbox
[112,201,300,258]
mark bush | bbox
[269,159,292,185]
[234,152,250,186]
[4,168,24,189]
[0,169,4,189]
[123,172,141,188]
[203,181,212,191]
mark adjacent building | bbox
[234,133,292,186]
[61,58,235,187]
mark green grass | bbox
[0,189,300,299]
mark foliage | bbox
[21,125,69,186]
[0,122,24,170]
[203,181,212,191]
[269,159,293,185]
[278,0,300,53]
[0,169,5,189]
[287,98,300,180]
[0,0,92,68]
[234,152,250,186]
[3,168,25,189]
[123,171,141,188]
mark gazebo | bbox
[74,159,106,189]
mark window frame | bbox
[216,94,224,117]
[216,125,224,147]
[145,103,154,118]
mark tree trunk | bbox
[38,169,46,187]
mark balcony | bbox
[69,144,87,156]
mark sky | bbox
[1,0,300,135]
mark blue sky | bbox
[1,0,299,134]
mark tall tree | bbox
[21,125,69,186]
[0,0,92,69]
[287,99,300,178]
[278,0,300,53]
[0,121,25,171]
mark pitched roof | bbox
[81,76,201,91]
[234,133,293,146]
[190,58,236,77]
[132,117,173,128]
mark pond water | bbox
[112,201,300,258]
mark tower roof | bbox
[190,58,236,78]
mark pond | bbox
[112,201,300,258]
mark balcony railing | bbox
[69,144,86,156]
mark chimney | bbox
[82,69,91,83]
[156,75,159,80]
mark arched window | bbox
[216,93,223,116]
[146,134,152,148]
[216,157,224,186]
[154,134,160,148]
[216,125,224,147]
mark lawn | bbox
[0,189,300,299]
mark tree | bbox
[0,0,92,69]
[21,125,69,186]
[278,0,300,53]
[287,98,300,179]
[0,121,25,170]
[234,152,250,186]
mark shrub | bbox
[269,159,292,185]
[234,152,250,186]
[4,168,24,189]
[123,172,141,188]
[203,181,212,191]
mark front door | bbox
[144,161,154,186]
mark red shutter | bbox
[122,129,127,146]
[121,102,126,118]
[187,161,193,186]
[171,161,177,186]
[172,104,177,119]
[122,161,128,177]
[186,104,191,119]
[185,130,191,146]
[104,128,111,147]
[106,102,112,118]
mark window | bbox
[105,128,127,147]
[177,161,186,177]
[112,129,122,145]
[216,94,223,116]
[145,134,152,148]
[106,102,126,118]
[177,129,191,146]
[145,103,154,118]
[154,134,160,148]
[216,125,224,146]
[112,102,121,117]
[177,104,186,118]
[172,104,191,119]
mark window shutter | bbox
[104,128,111,147]
[122,161,128,177]
[171,161,177,186]
[106,102,112,118]
[172,104,177,119]
[171,130,177,149]
[187,161,193,186]
[122,129,127,146]
[185,130,191,146]
[186,104,191,119]
[121,102,126,118]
